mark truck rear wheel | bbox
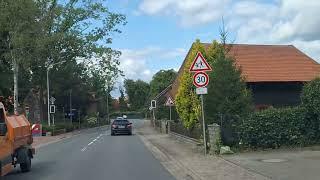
[18,148,32,172]
[20,153,31,172]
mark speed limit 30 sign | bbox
[189,51,212,155]
[193,72,209,87]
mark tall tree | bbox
[149,69,177,120]
[175,40,204,128]
[124,79,150,111]
[205,31,253,146]
[0,0,126,119]
[118,88,127,112]
[149,69,177,97]
[0,0,41,112]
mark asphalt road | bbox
[5,119,175,180]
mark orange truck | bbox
[0,102,35,176]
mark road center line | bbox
[81,134,104,152]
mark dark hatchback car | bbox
[111,119,132,136]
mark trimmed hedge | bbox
[42,123,75,134]
[302,78,320,115]
[239,107,320,149]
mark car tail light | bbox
[127,124,132,128]
[112,124,117,128]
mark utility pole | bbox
[46,60,65,126]
[63,106,66,125]
[70,90,72,124]
[47,67,50,126]
[78,109,81,129]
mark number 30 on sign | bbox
[193,72,209,88]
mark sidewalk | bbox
[137,121,269,180]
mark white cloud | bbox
[136,0,320,61]
[118,47,187,82]
[138,0,231,26]
[110,47,186,97]
[120,58,152,81]
[227,0,320,61]
[138,0,172,15]
[290,40,320,62]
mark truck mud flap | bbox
[0,155,13,176]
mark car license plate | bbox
[118,125,125,128]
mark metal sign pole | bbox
[201,94,207,155]
[190,52,211,156]
[169,106,172,121]
[152,109,155,127]
[78,109,81,129]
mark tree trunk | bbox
[13,56,19,114]
[106,91,110,124]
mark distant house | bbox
[167,44,320,109]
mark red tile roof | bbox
[168,43,320,98]
[202,44,320,82]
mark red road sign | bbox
[189,52,212,72]
[32,123,42,136]
[193,72,209,87]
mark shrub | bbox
[239,107,319,149]
[42,123,73,135]
[85,116,97,127]
[175,40,203,128]
[42,125,54,133]
[64,124,75,132]
[302,78,320,115]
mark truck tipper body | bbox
[0,102,35,176]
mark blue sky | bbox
[106,0,320,95]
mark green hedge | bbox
[302,78,320,115]
[42,123,76,133]
[239,107,320,149]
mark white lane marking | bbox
[81,133,105,152]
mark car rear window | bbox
[113,120,129,125]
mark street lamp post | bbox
[47,68,50,126]
[47,61,65,126]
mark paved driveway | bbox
[223,148,320,180]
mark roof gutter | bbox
[153,84,172,101]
